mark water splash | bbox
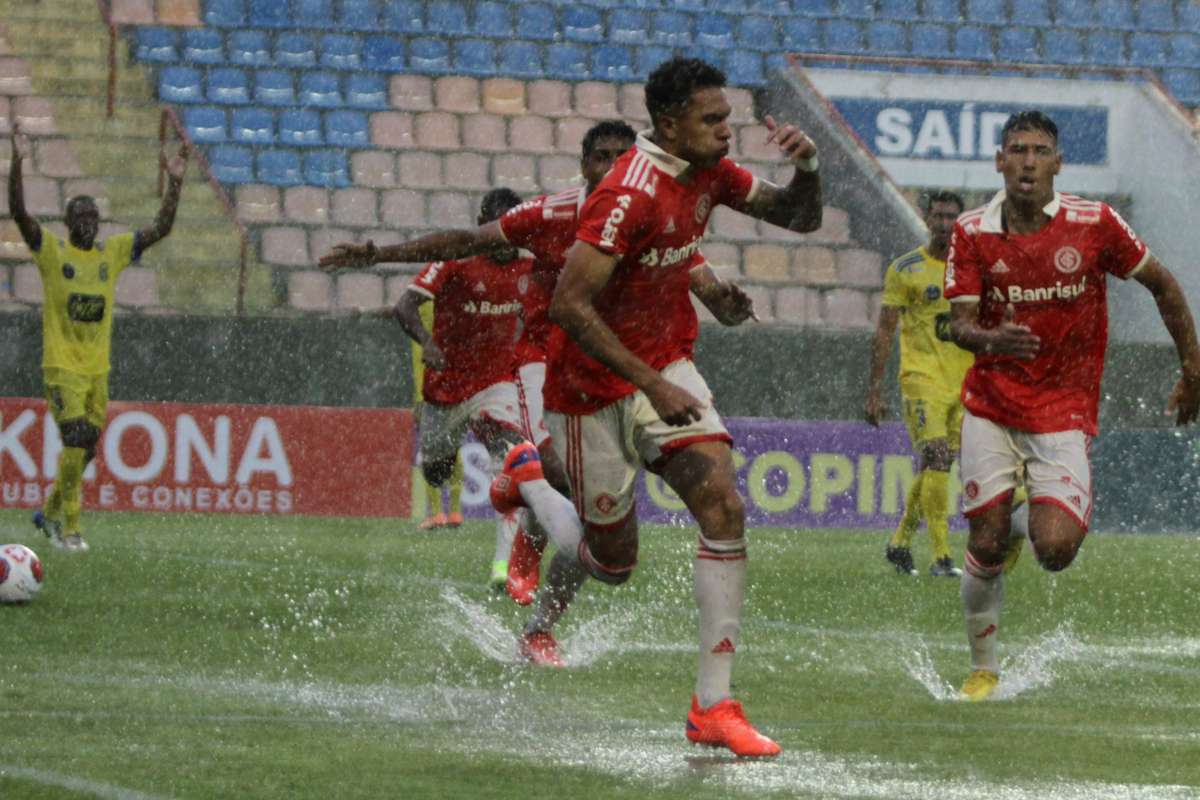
[901,640,959,701]
[438,586,521,664]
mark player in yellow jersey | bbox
[411,300,466,532]
[8,124,189,552]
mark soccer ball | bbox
[0,544,44,603]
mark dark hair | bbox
[65,195,98,218]
[1000,110,1058,147]
[581,120,637,159]
[479,187,522,223]
[644,57,726,124]
[922,190,964,215]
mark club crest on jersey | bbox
[517,275,529,294]
[925,285,941,301]
[1054,246,1082,274]
[62,264,75,279]
[694,193,711,224]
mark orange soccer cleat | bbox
[685,695,781,758]
[417,513,448,530]
[517,630,565,668]
[505,525,545,605]
[445,511,464,527]
[489,442,544,515]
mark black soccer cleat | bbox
[885,545,918,576]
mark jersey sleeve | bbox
[410,260,452,299]
[497,197,545,249]
[944,221,982,301]
[575,183,655,257]
[880,262,908,307]
[104,232,138,276]
[31,226,59,277]
[1100,204,1150,279]
[714,158,758,212]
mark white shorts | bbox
[515,361,551,448]
[420,380,524,463]
[546,359,731,527]
[959,410,1093,529]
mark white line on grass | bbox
[0,764,173,800]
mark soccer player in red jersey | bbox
[944,110,1200,701]
[549,57,822,757]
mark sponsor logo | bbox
[990,259,1009,274]
[693,193,711,224]
[600,194,632,248]
[595,493,618,514]
[1000,276,1088,304]
[964,480,980,500]
[67,293,106,323]
[638,235,702,270]
[461,300,522,316]
[975,624,997,639]
[1054,246,1082,274]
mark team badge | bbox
[924,285,941,301]
[595,493,618,515]
[99,264,109,282]
[964,480,980,500]
[1054,246,1082,274]
[693,193,711,224]
[62,264,75,279]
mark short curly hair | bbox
[644,57,726,124]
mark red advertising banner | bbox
[0,398,412,518]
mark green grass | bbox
[1,509,1198,799]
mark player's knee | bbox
[60,419,100,450]
[580,542,635,585]
[1033,539,1078,572]
[697,486,744,538]
[422,457,456,487]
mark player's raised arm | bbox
[689,261,757,326]
[742,115,822,234]
[137,141,190,252]
[391,289,446,371]
[865,306,901,426]
[317,221,506,272]
[1133,258,1200,425]
[7,125,42,252]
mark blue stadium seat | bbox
[293,0,332,26]
[739,16,781,52]
[363,37,406,72]
[517,4,558,41]
[426,1,469,35]
[965,0,1004,21]
[1181,2,1200,34]
[325,110,369,147]
[304,150,349,187]
[1010,0,1051,24]
[592,45,636,81]
[911,22,951,56]
[255,70,296,106]
[1094,0,1135,28]
[408,38,451,73]
[668,0,705,10]
[546,43,589,80]
[1129,32,1169,66]
[248,0,289,27]
[867,21,907,55]
[203,0,244,27]
[695,15,734,49]
[207,68,250,105]
[1171,33,1200,67]
[473,2,513,38]
[651,11,692,46]
[610,10,650,44]
[998,26,1039,61]
[275,33,317,68]
[877,0,918,19]
[231,106,274,144]
[227,31,271,67]
[922,0,962,19]
[1084,30,1126,65]
[824,19,865,53]
[340,0,381,30]
[1042,29,1085,63]
[298,72,343,107]
[258,149,303,186]
[320,34,361,70]
[159,66,204,104]
[136,28,178,63]
[838,0,874,17]
[381,0,423,33]
[1163,68,1200,104]
[955,25,993,59]
[725,50,765,87]
[1136,0,1175,32]
[209,145,254,183]
[182,106,227,143]
[497,41,544,79]
[1054,0,1095,28]
[345,74,387,108]
[278,109,323,146]
[781,18,820,49]
[453,39,496,76]
[563,6,604,42]
[636,46,673,80]
[792,0,835,16]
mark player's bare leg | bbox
[1027,503,1087,572]
[960,498,1012,700]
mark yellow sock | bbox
[448,454,464,515]
[429,477,445,517]
[889,471,924,549]
[1013,485,1028,508]
[921,468,951,561]
[55,446,87,534]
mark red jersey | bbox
[498,186,586,365]
[945,191,1150,435]
[546,135,759,414]
[408,254,534,405]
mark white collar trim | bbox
[979,190,1062,233]
[635,132,690,178]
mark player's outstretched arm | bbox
[7,125,42,252]
[317,221,507,272]
[393,290,446,370]
[949,301,1040,359]
[743,115,822,234]
[689,262,757,326]
[1134,258,1200,425]
[137,142,190,253]
[865,306,901,426]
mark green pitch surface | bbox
[1,510,1198,799]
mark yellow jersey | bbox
[34,227,138,375]
[411,300,434,404]
[881,246,973,398]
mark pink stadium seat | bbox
[0,222,30,261]
[23,176,61,216]
[389,76,434,111]
[618,84,649,122]
[109,0,154,25]
[13,96,55,135]
[461,114,507,151]
[260,226,309,266]
[742,244,791,282]
[397,151,443,189]
[726,88,756,125]
[492,154,539,193]
[443,152,491,190]
[414,111,461,149]
[823,288,872,328]
[12,263,42,302]
[810,206,851,244]
[537,155,581,193]
[0,58,33,95]
[837,248,884,288]
[156,0,202,25]
[283,186,330,224]
[331,188,379,227]
[350,151,397,188]
[508,115,555,153]
[710,207,758,240]
[116,266,159,308]
[482,79,526,115]
[35,139,83,178]
[737,124,778,163]
[434,76,481,113]
[234,184,282,223]
[0,97,8,136]
[288,270,333,311]
[380,189,427,227]
[527,80,572,118]
[574,82,619,119]
[308,228,353,264]
[335,272,384,310]
[369,112,414,149]
[699,242,739,272]
[385,274,411,304]
[554,117,592,155]
[427,191,472,226]
[742,285,774,321]
[774,286,820,325]
[792,246,838,284]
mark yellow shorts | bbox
[44,368,109,429]
[902,390,963,451]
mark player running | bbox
[8,123,190,552]
[945,110,1200,701]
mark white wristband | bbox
[794,153,819,173]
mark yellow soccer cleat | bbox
[960,669,999,702]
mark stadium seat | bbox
[611,10,650,44]
[877,0,918,19]
[1136,0,1175,32]
[1163,68,1200,104]
[248,0,289,27]
[227,31,271,67]
[298,72,343,107]
[278,109,323,146]
[1010,0,1051,24]
[255,70,296,106]
[135,28,178,63]
[838,0,874,17]
[497,41,544,79]
[203,0,244,27]
[363,37,406,72]
[781,18,820,49]
[304,150,350,187]
[965,0,1004,21]
[1180,2,1200,34]
[381,0,423,33]
[257,149,303,186]
[651,11,692,46]
[1094,0,1135,28]
[426,0,469,35]
[182,105,227,143]
[546,43,589,81]
[275,33,318,68]
[636,46,673,81]
[159,66,204,104]
[293,0,333,26]
[340,0,381,30]
[473,2,513,38]
[1084,31,1126,65]
[911,22,951,57]
[563,6,604,42]
[725,50,765,87]
[998,27,1039,61]
[793,0,835,16]
[1042,29,1085,64]
[517,4,558,41]
[1129,32,1169,66]
[922,0,962,19]
[1054,0,1095,28]
[409,38,451,74]
[867,21,907,56]
[453,39,496,76]
[230,106,274,144]
[739,16,781,52]
[1170,34,1200,68]
[325,110,369,147]
[592,45,636,81]
[208,145,254,183]
[955,25,993,60]
[345,74,387,108]
[207,68,250,105]
[695,15,734,49]
[824,19,864,53]
[320,34,361,70]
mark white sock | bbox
[527,550,588,634]
[494,511,519,564]
[517,479,583,556]
[694,535,747,708]
[961,570,1004,673]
